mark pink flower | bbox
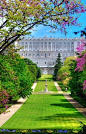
[83,80,86,91]
[75,53,86,72]
[5,105,8,110]
[76,43,85,53]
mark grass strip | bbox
[38,75,53,81]
[34,81,57,92]
[1,94,86,130]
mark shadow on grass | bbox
[51,94,64,97]
[37,113,83,121]
[50,103,80,110]
[60,99,68,102]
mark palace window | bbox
[45,45,47,50]
[28,53,31,56]
[33,45,35,51]
[49,45,51,50]
[29,45,32,51]
[22,42,24,45]
[37,54,39,56]
[52,42,55,44]
[52,44,55,50]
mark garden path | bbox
[54,82,86,117]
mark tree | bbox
[74,27,86,37]
[68,40,86,97]
[24,58,41,79]
[69,60,84,96]
[53,52,63,80]
[0,0,86,53]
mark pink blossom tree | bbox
[75,39,86,92]
[0,0,86,53]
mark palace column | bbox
[51,42,52,51]
[32,42,33,51]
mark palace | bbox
[18,36,82,74]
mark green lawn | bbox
[34,81,57,92]
[38,74,53,81]
[1,94,86,130]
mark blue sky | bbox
[29,0,86,38]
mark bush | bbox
[24,58,41,80]
[0,53,33,112]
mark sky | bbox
[29,0,86,38]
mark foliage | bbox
[24,58,41,79]
[24,58,34,65]
[64,56,76,66]
[68,60,85,98]
[0,54,20,102]
[58,66,70,81]
[75,40,86,93]
[28,65,37,82]
[0,49,34,112]
[57,56,77,91]
[0,44,41,112]
[63,77,71,87]
[53,52,63,80]
[70,94,86,108]
[57,81,68,92]
[0,0,86,53]
[74,27,86,37]
[6,54,32,98]
[0,89,9,112]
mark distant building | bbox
[18,36,84,74]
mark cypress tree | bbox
[53,52,63,80]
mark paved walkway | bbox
[0,82,37,127]
[0,81,86,127]
[0,98,27,127]
[31,82,37,92]
[54,82,86,117]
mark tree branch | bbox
[0,20,8,29]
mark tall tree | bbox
[53,52,63,80]
[0,0,86,53]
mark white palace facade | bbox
[18,36,83,74]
